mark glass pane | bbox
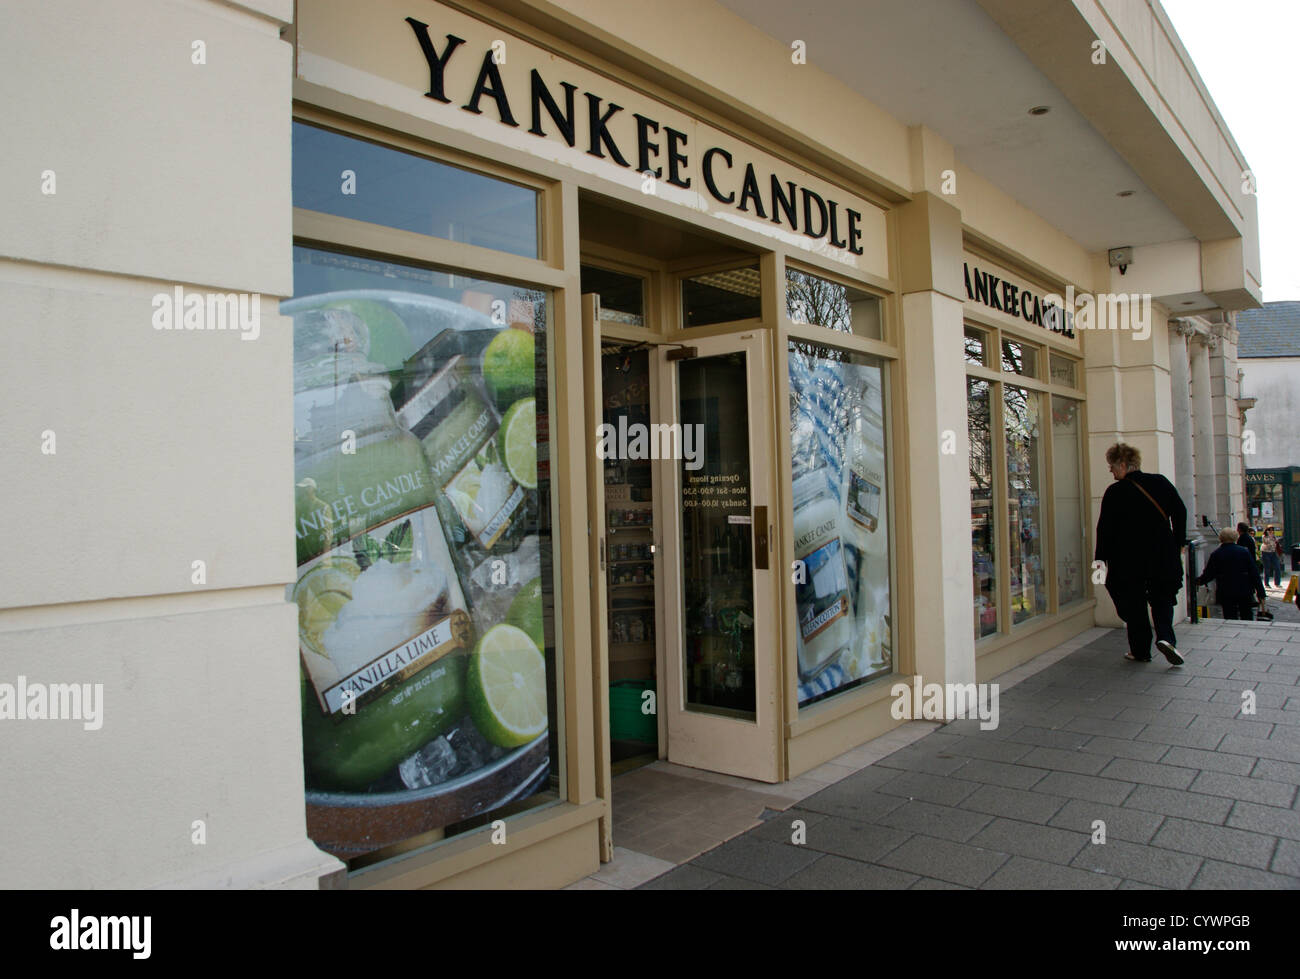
[1001,339,1038,378]
[292,121,539,258]
[680,353,755,717]
[785,267,882,339]
[964,327,988,368]
[968,377,998,639]
[789,340,892,707]
[1049,354,1077,388]
[1005,385,1047,624]
[581,265,645,327]
[286,245,558,866]
[1247,480,1285,543]
[1051,397,1086,605]
[600,346,659,731]
[682,266,761,327]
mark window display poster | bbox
[286,246,555,860]
[788,341,892,706]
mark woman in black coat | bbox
[1094,443,1187,664]
[1198,529,1267,620]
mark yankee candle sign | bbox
[405,17,871,256]
[963,261,1075,338]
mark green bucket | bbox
[609,680,656,743]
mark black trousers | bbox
[1221,600,1254,621]
[1109,585,1176,659]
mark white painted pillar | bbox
[1191,334,1219,539]
[1168,321,1196,522]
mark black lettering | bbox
[826,200,848,248]
[665,127,690,188]
[1003,282,1017,313]
[974,270,990,306]
[585,93,631,167]
[801,187,828,239]
[462,50,519,126]
[405,20,464,104]
[846,208,864,255]
[528,70,577,146]
[986,275,1003,311]
[1031,295,1043,326]
[634,114,662,176]
[963,263,974,300]
[771,176,797,229]
[1020,292,1033,320]
[738,164,767,217]
[702,147,735,204]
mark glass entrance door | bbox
[658,332,780,781]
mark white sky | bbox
[1162,0,1300,302]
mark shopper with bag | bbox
[1197,529,1267,620]
[1094,443,1187,665]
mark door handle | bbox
[752,506,769,569]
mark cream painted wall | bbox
[1241,359,1300,471]
[0,0,340,887]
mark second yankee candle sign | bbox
[295,0,889,274]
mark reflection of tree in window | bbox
[786,269,851,332]
[967,379,993,493]
[1001,339,1024,375]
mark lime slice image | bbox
[446,462,484,524]
[467,624,547,748]
[293,558,360,656]
[500,397,537,490]
[481,327,535,410]
[506,576,545,652]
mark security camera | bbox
[1108,246,1132,276]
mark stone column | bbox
[1168,320,1197,524]
[1210,324,1244,526]
[1191,333,1220,540]
[896,191,976,687]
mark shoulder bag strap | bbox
[1129,477,1168,523]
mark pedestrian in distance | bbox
[1260,527,1283,588]
[1237,521,1258,566]
[1094,443,1187,665]
[1198,528,1267,620]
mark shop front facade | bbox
[1,0,1260,889]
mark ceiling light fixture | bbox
[1116,190,1135,198]
[1028,105,1051,116]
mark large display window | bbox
[964,322,1087,642]
[287,127,562,869]
[786,333,893,705]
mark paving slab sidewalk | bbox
[637,619,1300,890]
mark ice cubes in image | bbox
[396,715,509,790]
[466,534,541,630]
[399,735,457,789]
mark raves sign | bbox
[295,0,888,273]
[962,254,1076,339]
